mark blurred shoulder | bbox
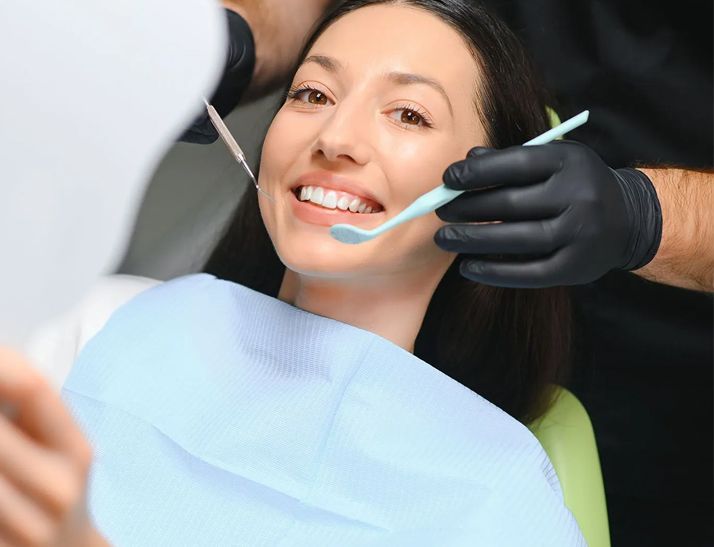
[75,274,162,329]
[23,274,162,390]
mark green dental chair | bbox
[529,387,611,547]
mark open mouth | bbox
[291,185,384,214]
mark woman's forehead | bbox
[304,5,479,101]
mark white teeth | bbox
[297,185,379,213]
[309,186,324,205]
[336,196,350,210]
[322,190,338,209]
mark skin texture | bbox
[258,4,487,351]
[0,348,106,547]
[634,167,714,292]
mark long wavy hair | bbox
[205,0,572,423]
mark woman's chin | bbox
[275,239,376,279]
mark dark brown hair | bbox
[205,0,572,423]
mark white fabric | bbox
[24,275,160,391]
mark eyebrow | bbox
[303,55,343,73]
[386,71,453,117]
[301,55,454,117]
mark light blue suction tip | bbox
[330,110,589,245]
[330,225,372,244]
[329,183,461,244]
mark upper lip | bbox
[291,171,384,208]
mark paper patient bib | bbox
[62,274,585,546]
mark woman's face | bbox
[258,4,486,282]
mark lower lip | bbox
[288,191,385,227]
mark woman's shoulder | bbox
[23,274,162,390]
[71,274,163,337]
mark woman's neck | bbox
[277,268,446,353]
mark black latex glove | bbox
[434,141,662,288]
[180,9,256,144]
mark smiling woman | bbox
[206,0,569,425]
[30,0,586,544]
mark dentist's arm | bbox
[630,167,714,292]
[0,348,107,546]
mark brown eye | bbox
[308,90,328,105]
[400,109,422,125]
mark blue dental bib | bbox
[62,274,584,546]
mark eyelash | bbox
[286,85,434,129]
[392,101,434,129]
[286,84,325,104]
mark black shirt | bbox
[484,1,713,545]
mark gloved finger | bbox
[443,144,563,191]
[179,110,219,144]
[208,10,255,125]
[179,9,255,144]
[435,218,565,255]
[458,251,571,289]
[466,146,492,159]
[436,183,561,222]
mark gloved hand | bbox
[180,9,256,144]
[434,141,663,288]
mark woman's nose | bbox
[311,102,372,166]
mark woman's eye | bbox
[304,90,328,105]
[388,106,432,128]
[400,109,422,125]
[289,87,331,106]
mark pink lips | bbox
[291,171,384,208]
[288,170,386,228]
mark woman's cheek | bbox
[382,137,455,200]
[259,116,290,190]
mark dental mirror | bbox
[330,110,589,245]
